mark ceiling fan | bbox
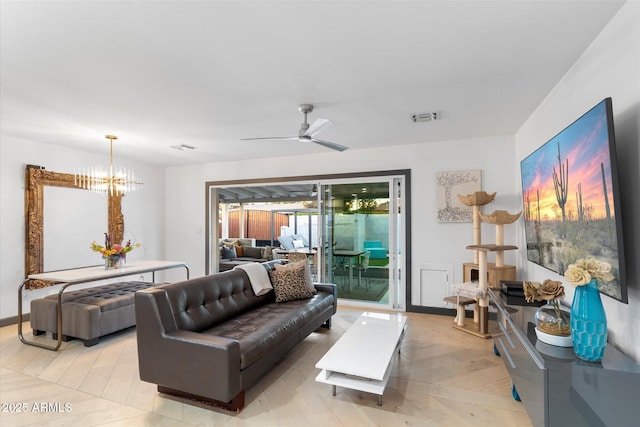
[241,104,349,152]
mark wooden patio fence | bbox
[218,210,290,241]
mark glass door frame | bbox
[317,176,405,310]
[204,170,411,311]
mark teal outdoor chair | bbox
[363,241,387,259]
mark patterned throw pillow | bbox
[268,265,314,303]
[274,260,316,294]
[261,246,276,260]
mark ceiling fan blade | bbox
[303,118,333,137]
[240,136,298,141]
[310,138,349,152]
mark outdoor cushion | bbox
[243,246,263,258]
[277,235,295,250]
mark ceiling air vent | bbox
[410,112,438,122]
[171,144,198,151]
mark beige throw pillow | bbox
[261,246,276,260]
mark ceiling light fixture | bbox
[75,135,142,196]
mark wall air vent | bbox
[410,112,438,122]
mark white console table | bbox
[18,260,189,351]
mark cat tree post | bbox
[473,205,481,264]
[495,224,505,266]
[477,249,489,334]
[457,191,496,264]
[480,210,522,268]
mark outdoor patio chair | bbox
[287,252,308,263]
[363,241,388,259]
[332,255,349,287]
[355,251,371,290]
[277,234,309,250]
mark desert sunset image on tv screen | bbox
[520,98,625,301]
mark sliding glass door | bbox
[319,177,404,308]
[205,171,408,310]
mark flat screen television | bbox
[520,97,627,303]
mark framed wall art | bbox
[436,169,481,223]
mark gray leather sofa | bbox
[134,261,337,412]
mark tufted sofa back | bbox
[163,269,269,332]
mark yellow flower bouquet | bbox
[90,233,139,259]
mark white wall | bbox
[0,135,166,318]
[515,2,640,362]
[164,134,518,305]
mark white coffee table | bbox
[315,311,408,405]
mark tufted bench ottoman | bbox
[30,281,160,347]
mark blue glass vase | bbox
[570,278,607,362]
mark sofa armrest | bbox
[135,289,242,402]
[314,283,337,314]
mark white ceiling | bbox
[0,1,625,166]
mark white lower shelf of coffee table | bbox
[315,357,395,395]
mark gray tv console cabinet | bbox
[489,289,640,427]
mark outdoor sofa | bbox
[218,238,278,271]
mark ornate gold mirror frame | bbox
[24,165,124,289]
